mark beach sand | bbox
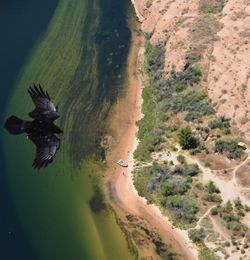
[104,18,199,260]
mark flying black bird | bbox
[4,84,63,169]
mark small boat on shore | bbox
[116,159,128,167]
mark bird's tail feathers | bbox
[4,115,28,135]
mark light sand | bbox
[104,21,198,259]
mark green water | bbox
[1,0,134,259]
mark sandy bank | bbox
[104,14,198,260]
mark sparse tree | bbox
[178,126,199,149]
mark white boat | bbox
[116,159,128,167]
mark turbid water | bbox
[0,0,134,259]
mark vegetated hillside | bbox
[133,0,250,142]
[132,0,250,259]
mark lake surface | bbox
[0,0,133,259]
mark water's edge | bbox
[1,0,134,259]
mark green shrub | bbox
[234,197,243,210]
[169,124,178,132]
[176,182,191,195]
[202,1,225,14]
[144,42,165,76]
[184,112,202,122]
[175,82,187,92]
[188,67,202,84]
[208,116,230,130]
[177,154,186,164]
[162,89,215,116]
[134,84,160,161]
[165,195,199,223]
[173,164,199,176]
[203,193,222,203]
[161,182,174,196]
[178,126,199,149]
[211,206,220,215]
[206,181,220,194]
[237,209,245,217]
[223,128,231,135]
[160,112,169,122]
[186,164,199,176]
[222,212,240,223]
[195,182,204,190]
[224,201,233,213]
[215,139,243,159]
[202,127,210,133]
[188,228,206,243]
[204,161,211,167]
[190,147,201,155]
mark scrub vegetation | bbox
[133,34,247,258]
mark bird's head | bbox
[51,111,60,120]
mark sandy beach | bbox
[104,18,199,259]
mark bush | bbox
[208,116,230,130]
[224,201,233,213]
[161,182,174,196]
[215,139,243,159]
[184,112,202,122]
[205,161,211,167]
[172,164,199,176]
[160,112,169,122]
[186,164,200,176]
[168,124,178,132]
[187,67,202,84]
[146,0,153,8]
[203,193,222,203]
[190,147,202,155]
[165,195,199,223]
[201,1,225,14]
[178,126,199,149]
[195,182,204,190]
[223,128,231,135]
[162,89,215,116]
[245,205,250,212]
[134,84,161,161]
[211,206,220,215]
[223,213,239,223]
[177,154,186,164]
[188,228,206,243]
[234,197,243,210]
[176,181,191,195]
[175,82,187,92]
[206,181,220,194]
[144,42,165,76]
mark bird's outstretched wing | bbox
[28,133,60,169]
[28,84,59,122]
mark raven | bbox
[4,84,63,169]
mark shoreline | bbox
[104,11,199,260]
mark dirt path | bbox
[196,206,214,228]
[200,152,250,206]
[167,148,250,207]
[232,152,250,186]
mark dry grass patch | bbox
[235,160,250,188]
[186,15,223,63]
[196,152,235,170]
[199,0,226,14]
